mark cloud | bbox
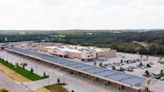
[0,0,164,30]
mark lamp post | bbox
[63,73,65,84]
[47,69,51,85]
[34,55,38,74]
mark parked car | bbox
[148,62,154,65]
[160,77,164,81]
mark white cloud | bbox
[0,0,164,30]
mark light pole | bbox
[36,61,37,74]
[63,73,65,84]
[19,57,22,65]
[34,55,38,74]
[47,69,51,85]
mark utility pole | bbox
[35,58,38,74]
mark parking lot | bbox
[85,52,164,92]
[63,51,164,92]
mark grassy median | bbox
[0,58,43,81]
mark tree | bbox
[94,61,96,66]
[99,62,103,67]
[145,70,150,77]
[120,59,123,64]
[21,63,27,69]
[160,69,164,75]
[139,63,143,67]
[57,78,60,84]
[43,72,46,77]
[112,66,116,70]
[30,67,34,73]
[147,64,151,68]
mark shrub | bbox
[0,89,8,92]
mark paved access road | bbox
[0,72,30,92]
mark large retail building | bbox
[43,45,116,61]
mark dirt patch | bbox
[35,87,51,92]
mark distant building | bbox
[43,45,116,61]
[16,42,117,61]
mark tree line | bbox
[0,30,164,56]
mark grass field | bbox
[45,84,68,92]
[0,59,43,81]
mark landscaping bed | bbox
[0,58,43,81]
[45,84,68,92]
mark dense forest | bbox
[0,30,164,56]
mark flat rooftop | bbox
[45,45,104,53]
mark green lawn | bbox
[0,59,43,81]
[159,73,164,77]
[45,84,68,92]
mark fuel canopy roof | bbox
[7,47,145,88]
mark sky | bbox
[0,0,164,30]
